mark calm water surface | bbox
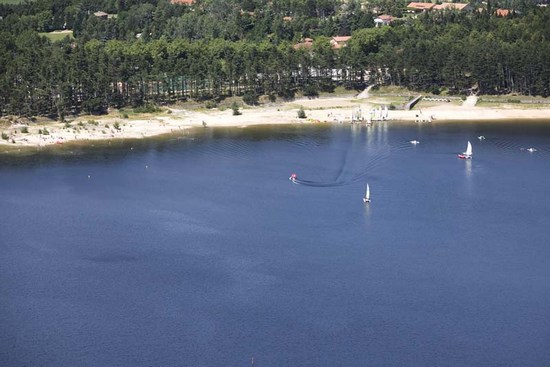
[1,121,550,366]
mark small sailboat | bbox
[458,141,473,159]
[363,184,371,203]
[410,140,420,145]
[527,147,537,152]
[478,135,486,140]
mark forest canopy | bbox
[1,0,550,118]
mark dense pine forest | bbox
[1,0,550,118]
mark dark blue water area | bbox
[1,121,550,366]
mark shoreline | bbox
[1,96,550,149]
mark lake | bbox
[1,121,550,366]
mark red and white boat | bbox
[458,141,473,159]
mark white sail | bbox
[366,184,370,200]
[464,141,473,156]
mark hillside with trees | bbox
[1,0,550,118]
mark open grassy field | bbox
[38,30,74,42]
[0,0,27,4]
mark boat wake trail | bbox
[291,178,346,187]
[291,141,410,188]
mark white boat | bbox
[363,184,371,203]
[527,147,537,152]
[478,135,486,140]
[458,141,472,159]
[410,140,420,145]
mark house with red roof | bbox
[171,0,195,5]
[406,2,435,12]
[495,8,511,17]
[330,36,351,49]
[293,38,314,50]
[374,14,394,27]
[433,3,472,11]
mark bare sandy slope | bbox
[1,96,550,148]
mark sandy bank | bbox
[1,95,550,148]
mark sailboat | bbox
[458,141,473,159]
[363,184,371,203]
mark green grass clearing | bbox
[0,0,29,4]
[39,30,74,42]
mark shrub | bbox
[278,88,295,101]
[133,103,160,114]
[205,100,218,109]
[303,84,319,98]
[243,91,259,106]
[113,122,121,130]
[121,113,129,119]
[87,120,98,126]
[21,126,29,133]
[1,132,8,140]
[297,106,307,119]
[319,81,335,93]
[231,102,241,116]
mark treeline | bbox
[0,0,543,43]
[1,1,550,118]
[0,0,373,42]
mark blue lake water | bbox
[1,121,550,366]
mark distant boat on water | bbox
[527,147,537,152]
[458,141,473,159]
[410,140,420,145]
[478,135,486,140]
[363,184,371,203]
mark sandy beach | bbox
[1,94,550,148]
